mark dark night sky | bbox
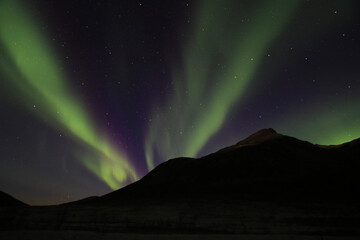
[0,0,359,205]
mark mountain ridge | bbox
[94,128,360,204]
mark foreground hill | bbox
[1,129,359,238]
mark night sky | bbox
[0,0,359,205]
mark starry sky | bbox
[0,0,359,205]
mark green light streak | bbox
[145,0,300,170]
[0,0,137,189]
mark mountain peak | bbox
[235,128,280,146]
[247,128,278,138]
[217,128,282,153]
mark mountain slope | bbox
[100,128,360,203]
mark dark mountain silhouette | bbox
[0,191,27,207]
[96,128,360,203]
[1,128,360,237]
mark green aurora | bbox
[0,0,138,189]
[275,95,360,146]
[145,0,300,170]
[0,0,358,198]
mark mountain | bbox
[0,190,27,207]
[98,128,360,203]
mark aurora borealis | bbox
[0,0,138,190]
[145,0,300,170]
[0,0,359,205]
